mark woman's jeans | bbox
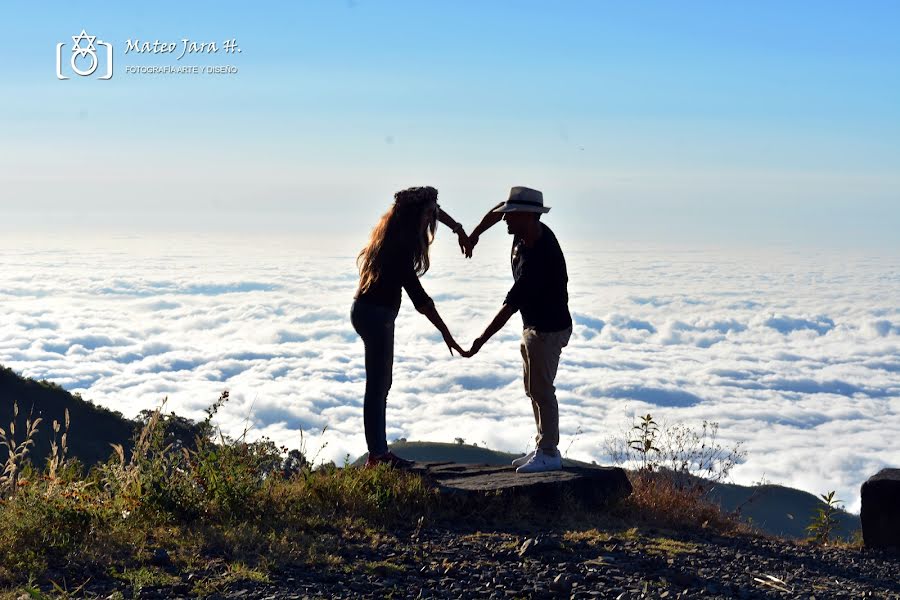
[351,300,398,456]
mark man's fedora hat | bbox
[492,186,551,214]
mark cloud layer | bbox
[1,233,898,513]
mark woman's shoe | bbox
[382,451,415,469]
[365,451,415,469]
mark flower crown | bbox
[394,186,438,206]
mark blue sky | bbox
[2,1,898,246]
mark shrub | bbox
[606,413,748,533]
[607,413,746,483]
[806,490,843,544]
[0,476,110,577]
[95,392,287,524]
[618,470,743,533]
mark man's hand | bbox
[461,336,486,358]
[442,331,465,356]
[454,229,470,257]
[461,305,515,357]
[462,232,479,259]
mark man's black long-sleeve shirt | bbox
[504,223,572,332]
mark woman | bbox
[352,186,468,468]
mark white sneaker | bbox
[511,450,536,468]
[515,449,562,474]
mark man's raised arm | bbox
[463,202,505,258]
[461,303,517,358]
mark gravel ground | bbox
[36,525,900,599]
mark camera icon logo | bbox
[56,30,113,80]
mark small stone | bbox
[551,574,573,591]
[670,571,695,587]
[519,538,537,557]
[150,547,171,567]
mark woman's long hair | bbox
[357,186,438,296]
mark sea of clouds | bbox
[1,231,898,512]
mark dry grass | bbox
[1,401,43,496]
[46,408,69,482]
[616,470,746,534]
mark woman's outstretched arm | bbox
[437,208,469,257]
[417,300,464,356]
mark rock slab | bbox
[860,468,900,548]
[412,461,632,507]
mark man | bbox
[462,187,573,473]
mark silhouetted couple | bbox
[351,186,572,473]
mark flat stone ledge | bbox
[410,461,632,508]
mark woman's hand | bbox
[455,229,471,257]
[442,330,465,356]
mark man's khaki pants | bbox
[520,326,572,451]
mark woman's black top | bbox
[355,245,432,313]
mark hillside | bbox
[0,365,137,470]
[706,478,859,540]
[359,440,860,540]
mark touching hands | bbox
[462,232,479,259]
[454,229,470,258]
[459,336,485,358]
[452,228,479,259]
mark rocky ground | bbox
[29,525,900,599]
